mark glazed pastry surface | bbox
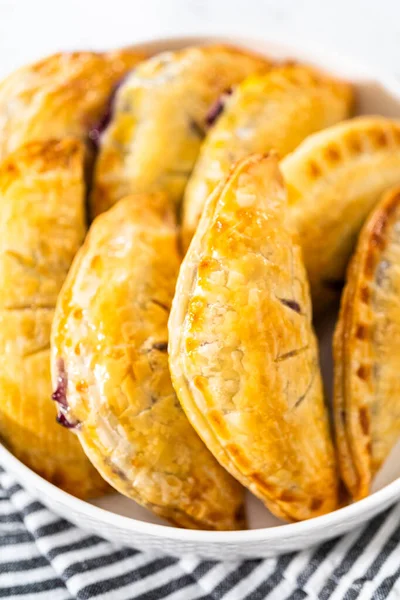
[91,44,269,216]
[334,186,400,500]
[51,194,245,530]
[169,154,337,522]
[281,116,400,310]
[0,139,108,498]
[0,49,144,161]
[182,63,353,249]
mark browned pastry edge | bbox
[334,185,400,500]
[170,153,338,522]
[0,139,109,499]
[51,194,245,530]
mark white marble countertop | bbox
[0,0,399,78]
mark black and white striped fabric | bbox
[1,467,400,600]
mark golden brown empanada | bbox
[0,49,144,161]
[51,194,245,530]
[281,116,400,310]
[90,45,269,217]
[168,153,337,521]
[0,139,108,498]
[182,63,353,249]
[334,185,400,500]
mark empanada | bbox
[0,49,144,161]
[281,116,400,310]
[168,154,337,521]
[51,194,245,530]
[0,139,108,498]
[334,185,400,500]
[90,45,269,217]
[182,64,353,249]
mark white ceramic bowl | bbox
[1,35,400,560]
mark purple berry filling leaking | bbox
[52,359,81,430]
[88,76,126,149]
[52,359,68,408]
[56,412,79,430]
[279,298,302,314]
[205,88,233,127]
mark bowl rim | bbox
[2,440,400,542]
[2,32,400,544]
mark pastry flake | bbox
[90,44,269,216]
[169,153,338,522]
[334,185,400,500]
[0,139,108,498]
[281,116,400,309]
[0,49,144,161]
[182,63,353,249]
[51,193,245,530]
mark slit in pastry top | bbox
[90,44,270,217]
[51,193,245,531]
[168,153,338,522]
[334,185,400,500]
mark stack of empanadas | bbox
[90,44,270,216]
[0,48,145,498]
[1,41,399,528]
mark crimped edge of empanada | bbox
[51,193,246,531]
[334,185,400,500]
[282,116,400,306]
[282,117,400,197]
[170,153,337,522]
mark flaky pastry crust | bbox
[51,194,245,530]
[334,186,400,500]
[169,154,337,522]
[281,116,400,310]
[91,44,269,216]
[0,140,108,498]
[0,49,144,161]
[182,63,353,249]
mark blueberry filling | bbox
[88,76,126,149]
[205,88,233,127]
[52,359,68,408]
[52,359,80,430]
[56,412,79,430]
[279,298,301,314]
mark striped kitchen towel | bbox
[0,467,400,600]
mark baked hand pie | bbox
[281,116,400,310]
[168,153,337,521]
[0,139,108,498]
[51,194,245,530]
[334,185,400,501]
[181,63,353,249]
[0,49,144,161]
[90,44,269,217]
